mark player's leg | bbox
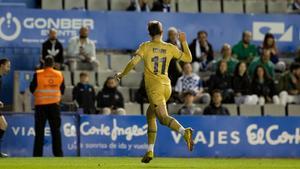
[141,105,156,163]
[0,115,8,157]
[33,106,47,157]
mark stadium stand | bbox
[87,0,108,11]
[41,0,63,10]
[245,0,266,13]
[64,0,85,10]
[177,0,199,13]
[264,104,286,116]
[287,104,300,116]
[223,0,244,13]
[267,0,288,13]
[239,105,262,116]
[125,102,141,115]
[200,0,221,13]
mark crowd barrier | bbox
[2,112,300,157]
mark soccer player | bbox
[0,58,11,158]
[115,20,194,163]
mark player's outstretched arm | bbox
[178,32,192,63]
[115,55,142,81]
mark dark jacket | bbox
[42,39,64,64]
[97,87,124,109]
[278,72,300,94]
[189,39,214,63]
[208,72,232,93]
[203,104,230,115]
[72,83,96,114]
[127,2,149,11]
[251,78,276,98]
[151,0,170,12]
[232,74,251,95]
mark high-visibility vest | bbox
[34,68,63,105]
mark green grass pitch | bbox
[0,157,299,169]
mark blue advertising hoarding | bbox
[2,114,300,157]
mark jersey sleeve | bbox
[135,43,146,59]
[171,45,183,60]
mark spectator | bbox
[151,0,172,12]
[166,27,182,87]
[251,65,279,105]
[175,63,210,104]
[127,0,150,12]
[66,26,99,71]
[232,62,258,105]
[232,31,258,64]
[72,72,96,114]
[208,60,234,103]
[41,28,64,70]
[287,0,300,14]
[248,49,275,79]
[295,47,300,63]
[189,31,214,72]
[177,91,202,115]
[278,63,300,105]
[260,33,286,72]
[210,43,238,75]
[97,77,126,115]
[203,89,230,116]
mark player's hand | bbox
[114,72,122,82]
[179,32,187,42]
[0,101,4,108]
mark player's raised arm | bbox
[175,32,192,63]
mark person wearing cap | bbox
[30,56,65,157]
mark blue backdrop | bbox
[2,114,300,157]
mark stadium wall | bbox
[2,113,300,157]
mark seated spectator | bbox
[175,63,210,104]
[189,31,214,72]
[151,0,172,12]
[97,77,126,115]
[177,91,202,115]
[72,72,96,114]
[66,26,99,71]
[287,0,300,14]
[248,49,275,79]
[232,31,258,64]
[278,63,300,105]
[166,27,182,87]
[251,65,279,105]
[295,47,300,63]
[232,62,258,105]
[210,43,238,75]
[203,89,230,116]
[41,28,64,70]
[260,33,286,72]
[127,0,150,12]
[208,60,234,103]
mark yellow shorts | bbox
[146,83,171,106]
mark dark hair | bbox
[0,58,10,66]
[44,55,54,67]
[216,60,227,75]
[103,76,115,88]
[234,61,247,76]
[242,31,251,39]
[182,90,196,97]
[197,31,208,37]
[211,89,222,96]
[148,21,162,37]
[80,72,88,77]
[252,65,271,81]
[263,33,276,49]
[290,62,300,72]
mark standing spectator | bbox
[66,26,99,71]
[208,60,234,103]
[30,56,64,157]
[210,43,238,75]
[189,31,214,72]
[232,62,258,105]
[251,65,279,105]
[260,33,286,72]
[278,63,300,105]
[287,0,300,14]
[177,91,202,115]
[41,29,64,70]
[175,63,210,104]
[72,72,96,114]
[232,31,258,64]
[0,58,10,158]
[203,89,230,116]
[166,27,182,87]
[248,49,275,79]
[97,77,126,115]
[127,0,150,11]
[151,0,172,12]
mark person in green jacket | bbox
[232,31,258,64]
[210,43,238,75]
[248,49,275,79]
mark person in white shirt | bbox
[175,62,210,104]
[66,26,99,71]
